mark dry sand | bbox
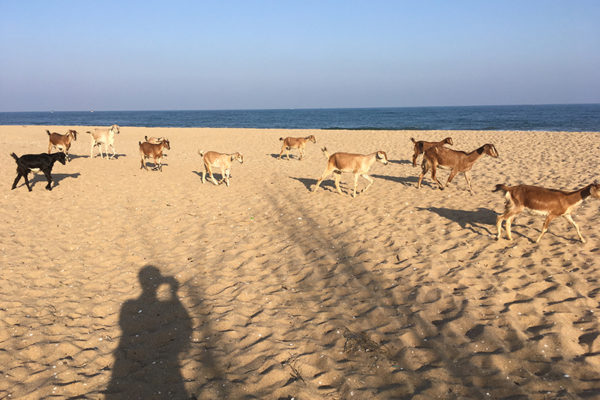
[1,125,600,399]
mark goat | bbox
[410,136,453,167]
[494,182,600,243]
[47,129,77,160]
[10,152,67,191]
[278,135,316,160]
[417,143,498,195]
[86,124,120,159]
[313,147,388,197]
[198,150,244,186]
[139,138,170,171]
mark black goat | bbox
[11,152,67,191]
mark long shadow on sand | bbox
[260,192,541,399]
[105,265,192,399]
[290,176,337,192]
[13,172,81,190]
[416,206,497,236]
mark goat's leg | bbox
[446,169,458,188]
[351,173,359,197]
[278,145,285,159]
[417,160,429,188]
[361,174,374,193]
[335,172,344,195]
[43,169,53,190]
[431,163,444,190]
[564,214,586,243]
[207,165,218,185]
[110,143,116,159]
[313,169,332,193]
[412,150,419,167]
[12,172,23,190]
[536,214,557,243]
[299,147,305,161]
[224,168,231,187]
[90,142,96,158]
[464,171,474,195]
[48,143,53,154]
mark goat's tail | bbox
[321,147,330,159]
[493,184,510,193]
[10,152,19,162]
[198,149,205,158]
[410,137,416,144]
[279,137,284,141]
[46,129,51,136]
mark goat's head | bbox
[482,144,499,158]
[376,151,389,165]
[591,182,600,199]
[66,130,77,141]
[307,135,316,143]
[444,137,453,145]
[231,152,244,164]
[111,125,120,134]
[55,152,67,165]
[162,139,171,150]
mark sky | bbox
[0,0,599,111]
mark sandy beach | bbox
[1,125,600,399]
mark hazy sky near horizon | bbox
[1,1,599,111]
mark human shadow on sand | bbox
[105,265,192,399]
[416,206,497,235]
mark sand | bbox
[1,125,600,399]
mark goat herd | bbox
[9,126,600,243]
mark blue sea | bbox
[0,104,598,131]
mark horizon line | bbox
[1,102,599,114]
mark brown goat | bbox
[47,129,77,160]
[278,135,316,160]
[410,137,453,167]
[313,147,388,197]
[198,150,244,186]
[418,143,498,195]
[494,182,600,243]
[139,138,170,171]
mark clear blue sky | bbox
[1,0,599,111]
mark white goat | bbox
[312,147,389,197]
[87,124,120,159]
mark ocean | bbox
[0,104,598,131]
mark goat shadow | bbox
[14,172,81,190]
[141,162,169,170]
[388,159,412,165]
[192,170,234,182]
[67,154,89,160]
[290,176,337,192]
[371,174,435,188]
[268,153,301,160]
[90,153,127,160]
[416,206,497,236]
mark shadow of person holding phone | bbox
[105,265,192,399]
